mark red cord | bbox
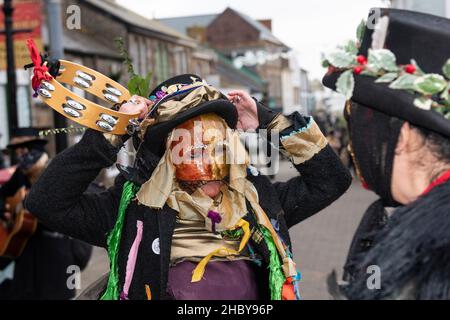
[26,39,53,91]
[421,169,450,196]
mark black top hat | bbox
[323,8,450,138]
[6,127,48,150]
[136,74,238,156]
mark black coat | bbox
[25,113,352,300]
[341,180,450,300]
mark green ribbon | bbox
[260,225,286,300]
[101,181,138,300]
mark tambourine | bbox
[27,40,140,135]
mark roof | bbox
[158,14,218,35]
[226,8,287,48]
[62,30,122,59]
[156,7,288,48]
[82,0,196,45]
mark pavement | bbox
[77,160,377,300]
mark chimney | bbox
[258,19,272,31]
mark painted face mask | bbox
[170,113,230,182]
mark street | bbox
[78,160,377,300]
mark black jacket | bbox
[341,180,450,300]
[25,108,352,300]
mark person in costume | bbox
[323,8,450,299]
[0,128,93,299]
[25,74,351,300]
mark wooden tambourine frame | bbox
[36,60,140,135]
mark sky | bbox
[116,0,389,80]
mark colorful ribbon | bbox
[207,210,222,234]
[191,219,250,282]
[101,181,138,300]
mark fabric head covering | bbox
[346,101,403,206]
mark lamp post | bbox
[45,0,67,153]
[3,0,18,140]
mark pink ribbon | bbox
[120,220,143,300]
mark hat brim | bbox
[322,71,450,138]
[6,138,48,150]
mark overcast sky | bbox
[116,0,388,80]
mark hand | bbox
[227,90,259,131]
[119,95,154,120]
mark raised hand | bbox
[227,90,259,131]
[119,95,154,120]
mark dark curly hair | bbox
[412,125,450,165]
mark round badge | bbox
[152,238,160,255]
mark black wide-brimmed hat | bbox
[136,74,238,156]
[6,127,48,150]
[322,8,450,138]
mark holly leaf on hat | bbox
[411,59,425,76]
[356,19,366,44]
[336,70,355,100]
[375,72,398,83]
[414,74,447,95]
[325,51,355,68]
[414,97,433,110]
[368,49,398,72]
[389,74,418,90]
[344,40,358,55]
[441,84,450,101]
[443,59,450,79]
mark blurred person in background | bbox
[324,8,450,299]
[0,128,92,300]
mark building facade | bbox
[206,8,290,110]
[0,0,198,152]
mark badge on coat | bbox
[152,238,160,255]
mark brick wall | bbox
[206,9,260,52]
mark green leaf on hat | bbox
[375,72,398,83]
[344,40,358,55]
[414,74,447,95]
[413,97,433,110]
[368,49,398,72]
[443,59,450,79]
[441,84,450,101]
[361,69,378,77]
[336,70,355,100]
[411,59,425,76]
[127,75,140,95]
[356,19,366,43]
[389,74,418,90]
[326,51,355,68]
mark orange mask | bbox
[170,114,230,182]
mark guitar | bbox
[0,187,38,258]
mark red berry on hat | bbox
[354,66,363,75]
[404,64,416,74]
[356,55,367,65]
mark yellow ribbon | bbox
[191,219,250,282]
